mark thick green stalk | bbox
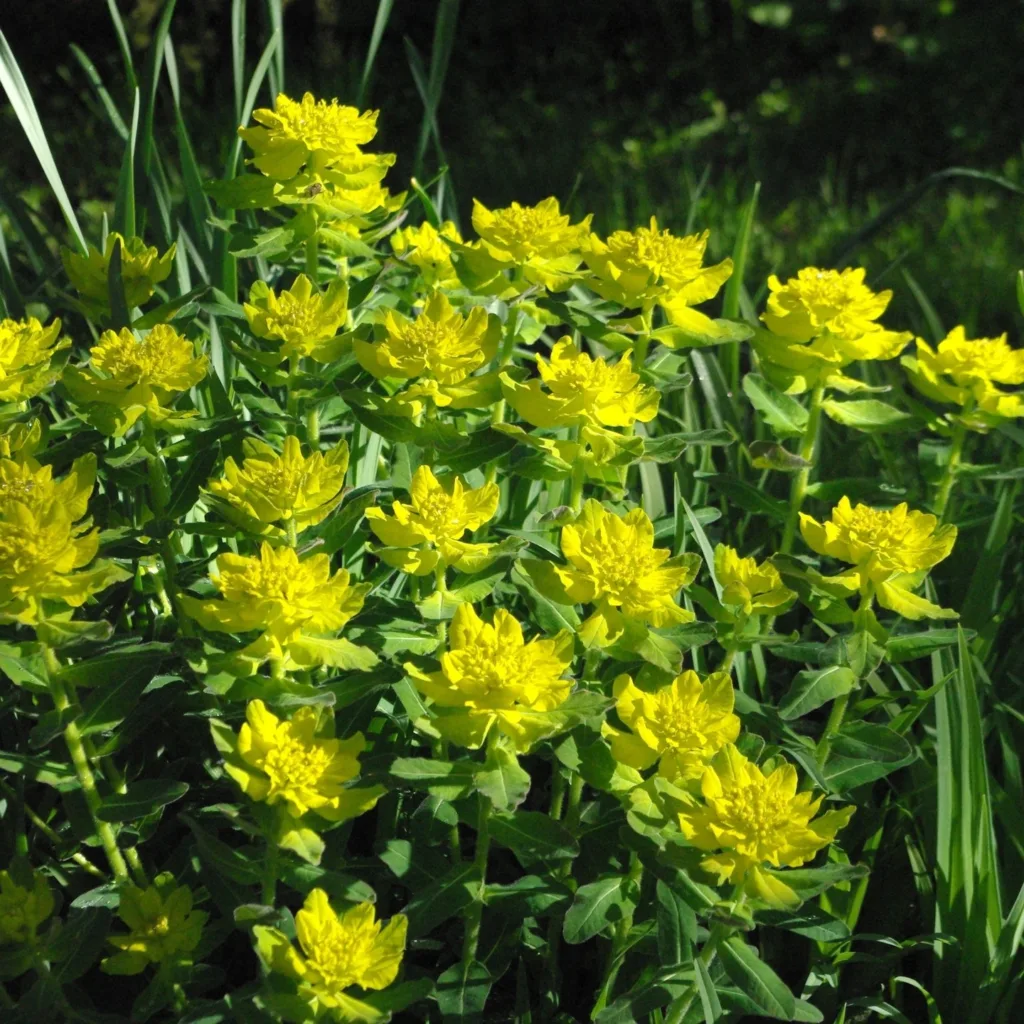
[39,643,129,883]
[816,689,852,765]
[591,853,644,1017]
[461,793,492,969]
[305,232,319,282]
[306,405,321,447]
[780,383,825,554]
[933,418,969,521]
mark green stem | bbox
[780,383,825,554]
[286,516,299,548]
[816,689,852,766]
[305,233,319,282]
[287,356,300,423]
[461,793,492,969]
[39,643,129,884]
[631,308,654,369]
[548,768,567,821]
[591,853,644,1017]
[933,417,969,521]
[262,838,279,906]
[663,921,732,1024]
[305,405,321,447]
[569,455,586,511]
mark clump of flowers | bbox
[678,744,854,907]
[754,267,912,393]
[255,889,407,1022]
[219,700,384,858]
[63,324,208,435]
[536,499,701,647]
[406,603,574,751]
[102,875,206,975]
[354,292,500,416]
[903,325,1024,425]
[208,435,349,535]
[181,542,374,672]
[799,496,958,620]
[365,466,499,576]
[0,866,55,946]
[604,670,740,783]
[582,219,733,329]
[391,219,463,290]
[62,233,176,314]
[712,543,796,620]
[244,275,349,364]
[0,315,69,403]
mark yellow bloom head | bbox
[678,744,854,908]
[714,544,795,618]
[0,867,55,945]
[63,324,209,435]
[0,451,95,524]
[102,874,206,975]
[800,497,958,620]
[239,92,381,180]
[552,500,701,646]
[255,889,407,1019]
[472,197,592,291]
[391,219,463,289]
[0,316,69,403]
[501,338,659,431]
[365,466,499,575]
[355,292,498,387]
[606,671,740,783]
[904,326,1024,422]
[62,233,175,312]
[245,275,349,363]
[583,219,732,312]
[407,603,574,750]
[224,700,383,825]
[208,435,349,533]
[183,542,369,643]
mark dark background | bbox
[3,0,1023,332]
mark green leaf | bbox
[742,373,808,438]
[821,398,914,431]
[695,956,724,1022]
[768,862,868,901]
[484,875,572,917]
[512,560,581,633]
[758,905,851,941]
[107,236,131,330]
[656,879,697,965]
[182,814,262,885]
[390,757,477,801]
[563,875,638,945]
[98,780,189,822]
[719,936,797,1019]
[167,444,221,519]
[831,722,913,763]
[885,629,966,662]
[474,744,531,811]
[489,810,579,867]
[749,440,811,473]
[642,430,734,463]
[652,317,754,349]
[434,961,492,1024]
[49,908,113,982]
[403,862,478,937]
[778,666,857,721]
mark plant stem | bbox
[816,689,852,766]
[306,405,321,447]
[305,233,319,282]
[663,921,731,1024]
[569,456,586,511]
[591,853,644,1017]
[780,383,825,554]
[631,308,654,369]
[39,643,129,884]
[933,417,969,521]
[548,768,567,821]
[287,516,298,548]
[461,792,492,969]
[262,838,279,906]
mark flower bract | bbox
[0,316,69,403]
[406,603,574,750]
[714,544,796,618]
[678,744,854,908]
[0,867,55,946]
[245,275,349,363]
[62,234,175,313]
[391,219,463,289]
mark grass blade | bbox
[105,0,138,92]
[0,29,87,253]
[264,0,285,96]
[358,0,396,107]
[69,44,129,140]
[231,0,248,124]
[721,181,759,321]
[139,0,178,177]
[113,89,140,239]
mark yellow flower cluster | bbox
[0,866,54,946]
[754,267,912,393]
[63,323,208,435]
[62,233,176,314]
[391,219,463,290]
[0,315,69,403]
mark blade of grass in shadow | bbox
[901,268,945,343]
[105,0,138,92]
[69,44,130,140]
[139,0,178,178]
[0,221,22,318]
[231,0,247,124]
[0,29,87,253]
[113,89,140,239]
[107,237,131,330]
[358,0,396,108]
[721,180,760,395]
[264,0,285,96]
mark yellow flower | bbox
[181,542,372,671]
[468,197,592,292]
[904,326,1024,423]
[102,875,206,975]
[799,497,958,620]
[755,267,911,393]
[0,467,128,626]
[678,744,854,908]
[0,419,42,461]
[604,671,740,783]
[390,219,463,289]
[63,324,209,436]
[501,337,659,430]
[354,292,500,415]
[547,499,701,646]
[0,316,69,403]
[582,219,732,325]
[0,867,55,946]
[223,700,384,828]
[365,465,499,575]
[239,92,381,180]
[244,275,349,363]
[62,233,175,312]
[714,544,795,618]
[406,603,574,751]
[255,889,407,1023]
[208,435,349,534]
